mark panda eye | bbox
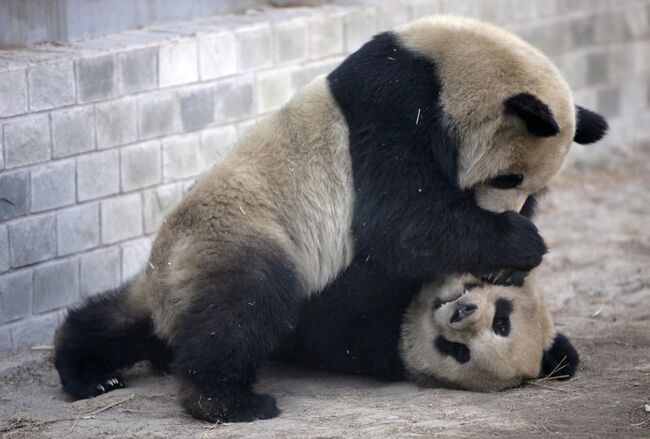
[492,298,513,336]
[488,173,524,189]
[493,318,510,336]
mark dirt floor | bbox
[1,145,649,438]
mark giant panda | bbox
[277,267,578,391]
[53,16,606,422]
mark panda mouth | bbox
[433,288,469,310]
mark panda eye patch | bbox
[492,298,513,337]
[488,174,524,190]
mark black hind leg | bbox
[172,248,300,423]
[54,284,171,399]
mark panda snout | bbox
[451,302,478,323]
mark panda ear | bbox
[540,332,580,380]
[574,105,608,144]
[504,93,559,137]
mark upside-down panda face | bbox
[397,16,608,213]
[400,274,579,391]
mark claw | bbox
[97,384,105,393]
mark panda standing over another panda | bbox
[53,16,607,422]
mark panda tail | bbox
[53,283,172,399]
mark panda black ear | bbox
[540,332,580,380]
[504,93,559,137]
[574,105,608,144]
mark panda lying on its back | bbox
[277,192,579,389]
[276,270,578,391]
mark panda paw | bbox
[492,211,547,272]
[482,270,528,287]
[94,376,124,396]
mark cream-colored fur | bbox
[400,273,555,391]
[132,77,355,340]
[397,16,575,212]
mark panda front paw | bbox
[491,211,547,272]
[482,270,528,287]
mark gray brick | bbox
[274,20,308,65]
[597,86,622,118]
[52,107,95,158]
[138,91,179,140]
[0,327,11,354]
[77,149,120,201]
[625,4,650,38]
[121,141,162,191]
[95,98,138,149]
[121,237,152,282]
[9,214,56,267]
[162,134,202,181]
[518,22,570,57]
[0,225,8,273]
[28,62,75,111]
[101,193,143,244]
[308,14,344,59]
[411,0,443,16]
[180,85,216,132]
[56,203,100,256]
[256,68,294,113]
[199,125,238,169]
[344,8,377,53]
[77,54,118,103]
[159,40,199,87]
[3,114,50,169]
[292,58,342,90]
[236,25,272,72]
[594,11,630,45]
[30,160,76,212]
[143,183,184,234]
[587,51,610,86]
[0,270,32,323]
[0,170,29,221]
[198,32,238,80]
[214,76,255,123]
[570,16,596,49]
[376,3,411,31]
[0,69,27,118]
[80,247,121,297]
[119,47,157,94]
[11,312,59,350]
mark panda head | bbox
[399,274,579,391]
[397,16,608,213]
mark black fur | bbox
[54,285,173,399]
[171,241,301,423]
[541,332,580,379]
[434,336,471,364]
[574,105,609,144]
[328,32,547,281]
[504,93,560,137]
[273,258,417,381]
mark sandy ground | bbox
[1,145,649,438]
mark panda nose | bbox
[451,303,478,323]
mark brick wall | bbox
[1,0,649,356]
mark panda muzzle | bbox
[451,302,478,323]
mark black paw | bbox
[180,383,281,423]
[61,374,124,399]
[94,376,124,396]
[482,270,528,287]
[493,211,547,272]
